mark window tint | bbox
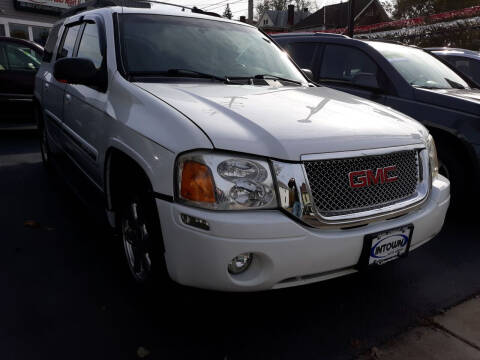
[5,43,41,71]
[77,23,103,69]
[57,24,81,60]
[320,44,378,83]
[43,24,61,63]
[446,56,480,83]
[0,24,5,37]
[285,42,317,70]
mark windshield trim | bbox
[116,13,309,85]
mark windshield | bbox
[119,14,306,83]
[368,42,470,90]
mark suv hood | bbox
[415,88,480,115]
[136,83,427,161]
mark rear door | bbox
[42,22,81,150]
[0,39,42,127]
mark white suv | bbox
[34,2,450,291]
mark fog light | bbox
[228,253,253,274]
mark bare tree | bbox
[294,0,311,12]
[223,3,233,19]
[256,0,271,16]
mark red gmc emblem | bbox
[348,165,398,188]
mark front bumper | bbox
[156,175,450,291]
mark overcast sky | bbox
[170,0,394,21]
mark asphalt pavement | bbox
[1,130,479,360]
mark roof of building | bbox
[261,9,310,28]
[294,0,389,30]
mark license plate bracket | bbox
[357,224,414,270]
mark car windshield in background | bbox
[368,42,470,90]
[119,14,306,84]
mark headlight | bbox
[427,134,439,179]
[176,151,277,210]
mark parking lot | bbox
[0,130,478,360]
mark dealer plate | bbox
[358,225,414,268]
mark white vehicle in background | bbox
[34,1,450,291]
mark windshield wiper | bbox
[129,69,232,84]
[228,74,303,86]
[254,74,302,85]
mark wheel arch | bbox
[104,142,156,214]
[425,122,480,184]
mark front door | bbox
[62,20,107,187]
[317,44,387,105]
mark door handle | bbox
[65,94,72,104]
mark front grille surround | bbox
[295,145,431,225]
[304,150,421,218]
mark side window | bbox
[320,44,379,84]
[4,43,40,71]
[76,23,103,69]
[42,24,61,62]
[445,56,480,83]
[57,24,81,60]
[285,42,317,70]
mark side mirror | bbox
[54,58,105,89]
[301,68,314,81]
[352,72,380,90]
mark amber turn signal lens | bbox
[180,161,216,203]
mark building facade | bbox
[294,0,389,32]
[258,5,310,33]
[0,0,84,45]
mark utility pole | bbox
[248,0,253,24]
[347,0,355,37]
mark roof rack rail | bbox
[61,0,220,18]
[360,38,406,46]
[272,32,348,38]
[144,1,221,16]
[61,0,149,18]
[312,32,348,37]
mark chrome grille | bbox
[304,150,420,217]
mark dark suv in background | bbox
[426,47,480,85]
[273,33,480,209]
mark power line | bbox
[201,0,230,9]
[231,7,248,13]
[205,0,246,11]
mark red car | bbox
[0,37,44,129]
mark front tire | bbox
[117,188,167,285]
